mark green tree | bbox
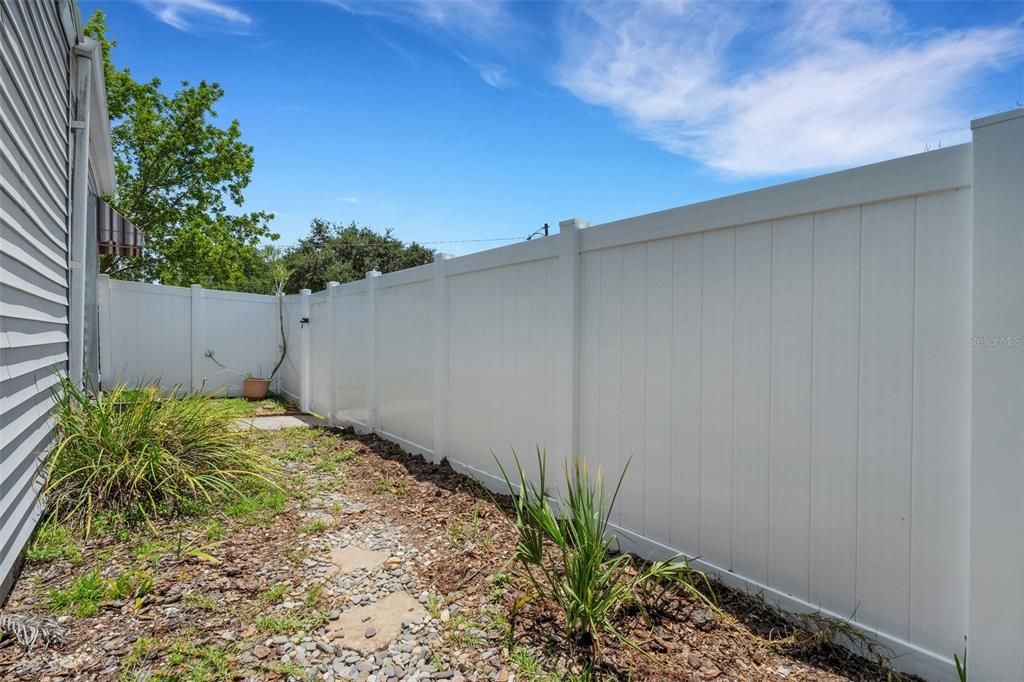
[85,11,277,289]
[280,219,434,293]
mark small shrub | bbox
[45,378,273,533]
[495,448,714,652]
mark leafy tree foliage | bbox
[85,11,277,289]
[280,219,434,293]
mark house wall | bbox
[0,0,73,600]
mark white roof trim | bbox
[62,3,116,196]
[84,36,116,196]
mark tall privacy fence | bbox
[98,110,1024,681]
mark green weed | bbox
[26,523,81,564]
[260,582,290,604]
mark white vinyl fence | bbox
[96,278,305,400]
[98,109,1024,682]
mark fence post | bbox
[968,108,1024,680]
[366,271,381,433]
[96,274,112,390]
[557,219,586,466]
[190,284,204,392]
[327,282,339,426]
[299,289,312,413]
[433,253,454,463]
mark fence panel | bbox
[333,283,369,428]
[201,291,280,395]
[375,272,434,453]
[446,255,560,484]
[277,293,304,404]
[95,110,1024,680]
[102,280,191,389]
[308,291,331,416]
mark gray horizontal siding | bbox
[0,0,70,599]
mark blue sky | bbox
[82,0,1024,254]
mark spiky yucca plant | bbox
[495,448,715,651]
[45,377,271,533]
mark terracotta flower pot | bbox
[242,377,271,400]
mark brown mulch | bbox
[0,424,909,681]
[337,431,910,682]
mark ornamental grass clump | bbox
[45,377,271,533]
[495,448,715,652]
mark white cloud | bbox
[329,1,518,85]
[457,52,511,88]
[329,0,510,41]
[139,0,252,32]
[337,196,360,204]
[558,0,1024,175]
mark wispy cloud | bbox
[139,0,252,33]
[328,0,518,85]
[328,0,510,41]
[557,0,1024,175]
[457,51,511,88]
[337,196,360,204]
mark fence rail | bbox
[98,109,1024,682]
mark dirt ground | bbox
[0,421,910,681]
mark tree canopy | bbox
[279,220,434,293]
[85,11,276,290]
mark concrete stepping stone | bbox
[325,546,389,578]
[235,415,324,431]
[323,591,426,654]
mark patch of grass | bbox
[512,646,543,678]
[448,503,493,550]
[313,446,358,473]
[371,472,407,497]
[217,396,291,419]
[119,636,161,681]
[204,521,227,541]
[48,567,154,617]
[47,569,107,617]
[255,611,328,635]
[300,518,329,534]
[225,484,287,526]
[304,583,324,608]
[447,614,486,647]
[132,539,168,566]
[109,568,155,604]
[263,661,309,678]
[45,378,273,534]
[26,523,81,564]
[260,582,290,604]
[183,591,222,611]
[425,595,441,619]
[167,641,232,681]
